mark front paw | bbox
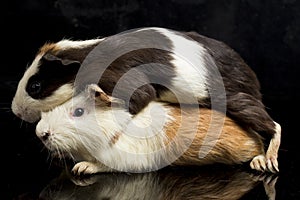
[250,154,267,172]
[72,161,102,176]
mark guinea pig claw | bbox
[266,158,279,173]
[72,162,88,176]
[250,155,267,172]
[72,161,102,176]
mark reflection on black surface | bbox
[38,166,278,200]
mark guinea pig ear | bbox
[86,84,112,105]
[86,84,125,107]
[42,53,81,67]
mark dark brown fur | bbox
[184,31,277,139]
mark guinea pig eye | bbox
[28,81,42,94]
[73,108,85,117]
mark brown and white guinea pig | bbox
[36,84,269,175]
[12,27,280,172]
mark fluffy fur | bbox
[36,84,268,175]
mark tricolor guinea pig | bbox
[36,84,268,175]
[12,27,280,172]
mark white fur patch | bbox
[56,38,104,50]
[12,55,42,122]
[150,28,209,103]
[160,53,208,103]
[98,102,175,172]
[36,89,177,172]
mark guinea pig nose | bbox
[41,131,51,141]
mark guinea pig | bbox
[36,84,270,175]
[12,27,280,172]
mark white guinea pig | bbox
[13,27,280,172]
[36,84,269,175]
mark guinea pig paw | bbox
[250,154,267,172]
[72,161,101,176]
[266,155,279,173]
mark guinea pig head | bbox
[11,52,80,123]
[35,84,129,160]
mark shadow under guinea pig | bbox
[39,165,278,200]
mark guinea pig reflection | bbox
[39,167,278,200]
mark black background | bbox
[2,0,300,199]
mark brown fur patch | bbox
[38,43,60,56]
[163,106,264,166]
[109,132,122,146]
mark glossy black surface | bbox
[2,1,300,199]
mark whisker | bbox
[65,151,76,172]
[19,120,24,128]
[46,149,52,162]
[57,148,63,161]
[46,145,58,170]
[54,144,67,169]
[38,145,54,170]
[12,115,18,120]
[0,107,11,110]
[39,145,46,153]
[59,148,72,172]
[40,145,50,160]
[61,153,69,172]
[48,152,55,170]
[0,105,14,115]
